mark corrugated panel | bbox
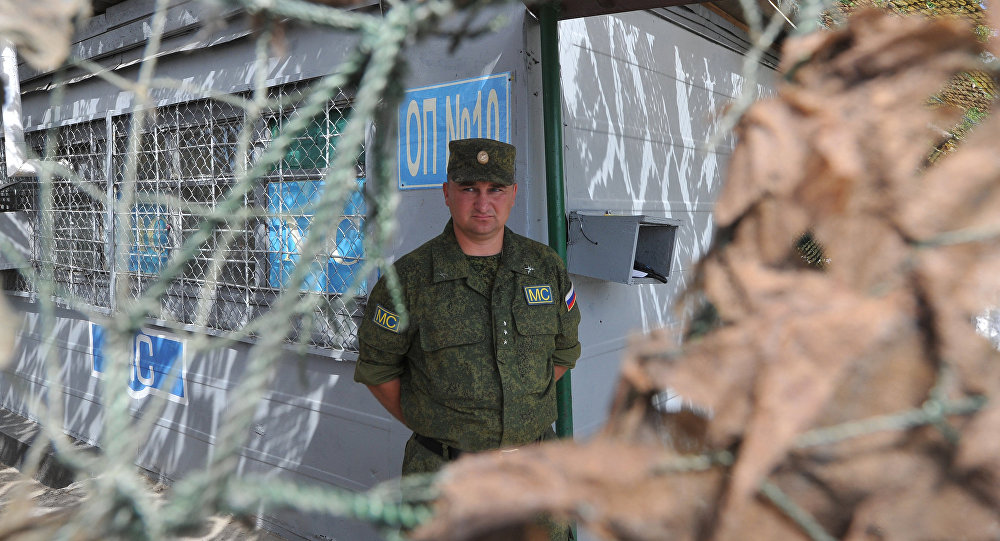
[559,8,777,435]
[525,0,702,19]
[653,4,780,68]
[91,0,127,15]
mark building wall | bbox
[3,297,392,539]
[559,6,776,436]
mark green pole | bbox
[539,1,573,441]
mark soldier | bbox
[353,138,582,477]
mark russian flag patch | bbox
[565,283,576,311]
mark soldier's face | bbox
[443,180,518,245]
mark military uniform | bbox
[354,218,581,474]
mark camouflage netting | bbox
[826,0,999,162]
[799,0,999,293]
[413,9,1000,541]
[4,1,1000,540]
[832,0,987,24]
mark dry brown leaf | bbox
[0,0,90,71]
[912,247,1000,393]
[955,400,1000,506]
[698,247,759,322]
[843,474,1000,540]
[716,11,977,237]
[718,290,907,523]
[736,198,812,268]
[813,311,933,427]
[816,215,911,292]
[715,101,810,228]
[714,494,812,541]
[898,89,1000,243]
[631,323,758,449]
[412,440,722,541]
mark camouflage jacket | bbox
[354,220,581,452]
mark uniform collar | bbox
[431,219,535,283]
[431,220,471,283]
[500,228,535,277]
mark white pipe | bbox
[1,39,37,179]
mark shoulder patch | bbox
[372,304,401,333]
[524,285,554,305]
[565,283,576,311]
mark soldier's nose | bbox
[474,194,489,210]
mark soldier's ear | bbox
[442,182,450,206]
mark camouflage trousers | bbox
[401,430,571,541]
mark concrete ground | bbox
[0,408,285,540]
[0,464,285,539]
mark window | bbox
[259,95,367,297]
[12,80,367,353]
[26,120,111,308]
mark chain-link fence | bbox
[4,79,368,353]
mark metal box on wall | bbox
[566,211,682,285]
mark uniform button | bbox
[503,340,508,345]
[503,321,507,326]
[503,330,508,335]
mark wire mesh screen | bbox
[25,120,111,308]
[0,183,36,213]
[17,81,367,352]
[0,136,6,187]
[0,139,33,211]
[0,138,35,294]
[112,99,249,330]
[0,179,37,295]
[250,85,366,349]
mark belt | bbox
[413,432,547,461]
[414,433,465,460]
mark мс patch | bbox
[524,285,554,305]
[373,304,400,332]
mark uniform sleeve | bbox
[552,260,581,369]
[353,272,414,386]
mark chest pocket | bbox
[419,315,485,352]
[417,282,488,352]
[512,301,559,336]
[511,297,558,394]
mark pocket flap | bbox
[419,318,485,351]
[513,304,558,336]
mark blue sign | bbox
[129,204,170,274]
[266,179,367,294]
[91,323,187,403]
[398,73,511,190]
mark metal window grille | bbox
[0,136,6,188]
[10,80,367,354]
[250,84,366,350]
[0,138,36,293]
[0,182,36,212]
[26,120,112,308]
[0,139,35,211]
[112,99,249,329]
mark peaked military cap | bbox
[447,138,516,186]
